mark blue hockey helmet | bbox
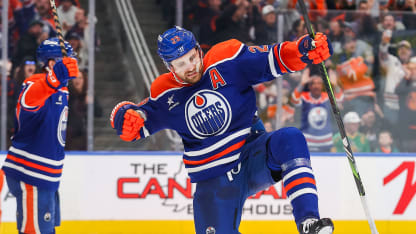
[36,37,75,66]
[157,26,199,66]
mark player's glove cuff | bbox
[47,57,79,89]
[110,101,146,142]
[110,101,140,133]
[46,69,63,89]
[280,33,333,72]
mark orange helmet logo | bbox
[171,36,180,44]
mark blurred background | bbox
[2,0,416,154]
[1,0,416,233]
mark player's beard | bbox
[184,62,203,84]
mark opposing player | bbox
[111,26,334,234]
[2,37,78,234]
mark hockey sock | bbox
[265,127,320,226]
[282,159,319,225]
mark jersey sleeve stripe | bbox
[183,139,245,165]
[184,127,250,156]
[268,49,280,77]
[275,43,294,73]
[186,153,240,173]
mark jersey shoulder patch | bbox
[203,39,244,70]
[150,73,189,100]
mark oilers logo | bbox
[57,106,68,146]
[206,226,216,234]
[185,90,231,139]
[308,106,328,130]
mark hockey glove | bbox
[47,57,79,89]
[280,32,333,72]
[110,101,145,142]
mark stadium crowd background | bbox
[1,0,416,153]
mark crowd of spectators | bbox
[156,0,416,153]
[0,0,100,150]
[2,0,416,153]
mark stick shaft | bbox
[296,1,378,233]
[49,0,67,56]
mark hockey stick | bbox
[296,1,379,233]
[49,0,67,56]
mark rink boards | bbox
[1,152,416,234]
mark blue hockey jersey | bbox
[136,39,290,182]
[2,73,68,190]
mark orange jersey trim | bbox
[21,74,57,109]
[150,73,191,100]
[203,39,244,71]
[7,154,63,174]
[24,183,36,234]
[274,44,288,73]
[183,139,246,166]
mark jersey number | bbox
[248,45,269,53]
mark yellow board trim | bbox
[1,220,415,234]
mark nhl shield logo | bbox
[206,226,216,234]
[185,89,232,139]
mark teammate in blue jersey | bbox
[2,38,78,234]
[111,26,334,234]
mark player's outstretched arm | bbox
[279,32,333,72]
[20,58,79,110]
[110,101,146,142]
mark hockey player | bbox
[111,26,334,234]
[2,37,78,234]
